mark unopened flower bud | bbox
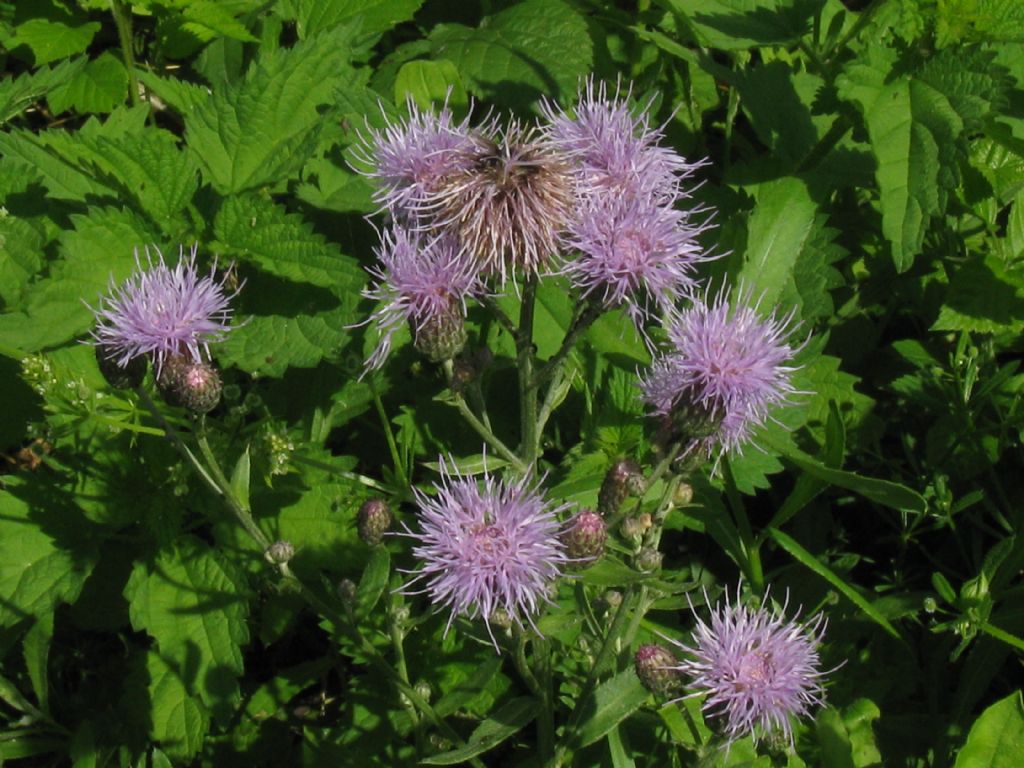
[672,482,694,507]
[598,459,644,517]
[635,547,662,572]
[412,302,467,363]
[562,510,607,567]
[157,354,222,414]
[265,540,295,565]
[337,578,357,606]
[489,607,514,630]
[603,590,623,610]
[391,604,411,626]
[413,680,432,703]
[620,515,647,542]
[634,644,682,697]
[357,498,393,546]
[95,346,146,389]
[923,596,937,614]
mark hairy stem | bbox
[517,276,539,468]
[110,0,140,107]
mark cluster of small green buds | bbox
[598,458,645,517]
[337,578,357,607]
[634,644,682,698]
[412,303,468,363]
[357,498,393,546]
[265,540,295,566]
[95,346,147,389]
[264,429,295,477]
[562,509,607,568]
[157,355,222,414]
[620,512,652,544]
[635,547,663,572]
[673,481,694,507]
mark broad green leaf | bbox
[0,129,116,202]
[185,27,360,193]
[837,45,963,271]
[47,52,128,114]
[144,652,211,761]
[0,57,87,123]
[394,59,467,111]
[125,537,250,720]
[212,195,365,291]
[767,527,902,639]
[664,0,822,49]
[295,155,375,214]
[135,69,211,116]
[12,18,100,65]
[933,254,1024,334]
[0,216,45,309]
[734,61,821,166]
[218,308,353,376]
[954,691,1024,768]
[179,0,258,43]
[230,447,251,512]
[571,669,650,748]
[422,696,537,765]
[429,0,592,106]
[294,0,424,38]
[0,480,97,631]
[356,546,390,616]
[268,483,365,574]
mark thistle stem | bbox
[723,457,764,594]
[371,385,409,489]
[517,276,539,468]
[110,0,141,107]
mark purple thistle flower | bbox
[433,120,574,282]
[639,289,800,454]
[90,245,237,375]
[354,96,486,222]
[361,226,483,371]
[670,587,829,747]
[399,456,570,650]
[563,191,709,326]
[541,77,701,201]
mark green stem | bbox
[442,362,530,474]
[110,0,140,107]
[290,454,392,494]
[371,385,409,489]
[532,302,601,389]
[134,386,221,496]
[478,294,519,339]
[723,457,763,594]
[517,276,539,468]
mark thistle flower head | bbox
[355,97,485,222]
[435,120,574,282]
[361,227,483,371]
[541,77,699,200]
[400,457,570,649]
[90,245,237,375]
[670,587,829,747]
[564,191,709,326]
[639,289,800,454]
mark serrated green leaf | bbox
[145,652,210,761]
[125,537,250,721]
[954,691,1024,767]
[212,195,364,290]
[12,18,100,65]
[423,696,537,765]
[429,0,592,107]
[180,0,258,43]
[0,480,97,631]
[0,57,87,124]
[218,307,353,377]
[734,61,821,166]
[294,0,424,38]
[571,670,650,748]
[47,52,128,114]
[0,216,45,309]
[933,254,1024,334]
[837,46,964,271]
[268,483,365,574]
[136,69,211,116]
[0,129,115,202]
[185,27,360,193]
[664,0,821,49]
[356,546,390,616]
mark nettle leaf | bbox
[917,46,1014,130]
[933,253,1024,334]
[665,0,823,50]
[394,59,467,111]
[219,309,354,377]
[11,18,100,65]
[185,26,361,193]
[0,207,156,352]
[136,69,212,116]
[212,195,364,291]
[47,52,129,114]
[82,129,200,231]
[136,651,211,761]
[0,479,97,632]
[0,56,87,124]
[428,0,592,107]
[837,45,964,271]
[0,215,46,309]
[263,482,366,575]
[294,0,424,38]
[125,536,250,722]
[733,61,822,167]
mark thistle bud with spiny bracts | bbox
[412,301,468,363]
[156,355,223,414]
[597,459,645,517]
[357,499,393,546]
[561,510,607,568]
[634,644,682,698]
[265,540,295,565]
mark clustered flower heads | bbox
[91,245,237,375]
[669,588,829,748]
[400,456,570,649]
[640,289,801,455]
[356,77,713,369]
